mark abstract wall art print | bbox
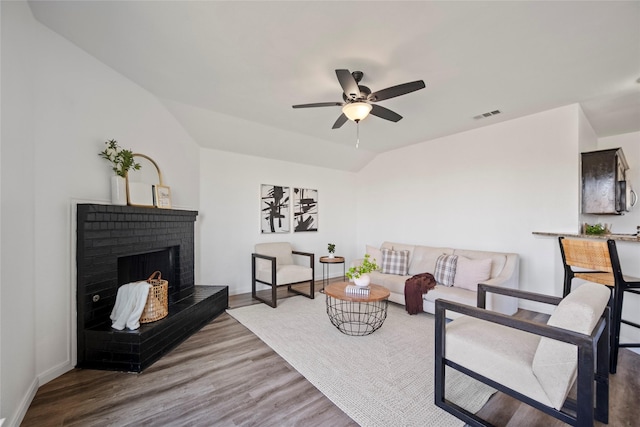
[260,184,290,233]
[293,187,318,232]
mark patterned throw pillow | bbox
[381,248,410,275]
[434,254,458,286]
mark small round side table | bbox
[319,256,345,293]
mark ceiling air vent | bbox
[473,110,501,120]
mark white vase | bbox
[329,253,335,258]
[353,274,370,287]
[111,175,127,206]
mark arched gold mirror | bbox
[126,154,171,208]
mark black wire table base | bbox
[326,297,389,336]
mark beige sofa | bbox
[356,242,519,316]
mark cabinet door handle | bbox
[631,189,638,207]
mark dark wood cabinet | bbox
[581,148,630,215]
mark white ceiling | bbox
[28,1,640,171]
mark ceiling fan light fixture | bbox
[342,102,372,122]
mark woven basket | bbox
[140,271,169,323]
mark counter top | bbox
[533,231,640,242]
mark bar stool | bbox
[559,237,615,296]
[606,239,640,373]
[559,237,640,373]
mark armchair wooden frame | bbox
[435,284,609,427]
[251,251,315,308]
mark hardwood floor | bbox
[21,285,640,426]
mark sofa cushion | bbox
[532,282,610,410]
[453,256,492,291]
[369,271,410,296]
[381,248,410,275]
[454,249,507,279]
[408,246,454,275]
[434,254,458,286]
[423,284,477,307]
[366,245,383,268]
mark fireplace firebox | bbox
[76,204,228,372]
[117,247,177,299]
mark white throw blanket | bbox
[110,281,151,330]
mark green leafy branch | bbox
[99,139,141,178]
[585,223,609,235]
[346,254,379,279]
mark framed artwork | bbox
[293,188,318,232]
[154,185,172,209]
[260,184,290,233]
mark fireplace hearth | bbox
[76,204,228,372]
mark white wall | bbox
[198,149,358,296]
[356,104,583,310]
[1,3,201,425]
[1,2,38,424]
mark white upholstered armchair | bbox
[252,242,315,308]
[435,282,610,427]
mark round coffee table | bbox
[324,282,390,336]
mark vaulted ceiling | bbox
[28,1,640,171]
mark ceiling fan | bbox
[292,69,426,129]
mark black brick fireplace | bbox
[76,204,228,372]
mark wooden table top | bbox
[319,256,345,263]
[324,282,390,302]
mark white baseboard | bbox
[38,360,73,387]
[6,377,38,427]
[5,361,73,427]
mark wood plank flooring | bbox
[21,285,640,426]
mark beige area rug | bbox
[227,295,495,427]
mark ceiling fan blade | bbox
[332,113,348,129]
[335,69,361,100]
[369,80,426,102]
[292,102,343,109]
[370,104,403,122]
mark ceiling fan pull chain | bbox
[356,121,360,148]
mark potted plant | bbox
[346,254,379,287]
[99,139,141,205]
[327,243,336,258]
[583,223,610,235]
